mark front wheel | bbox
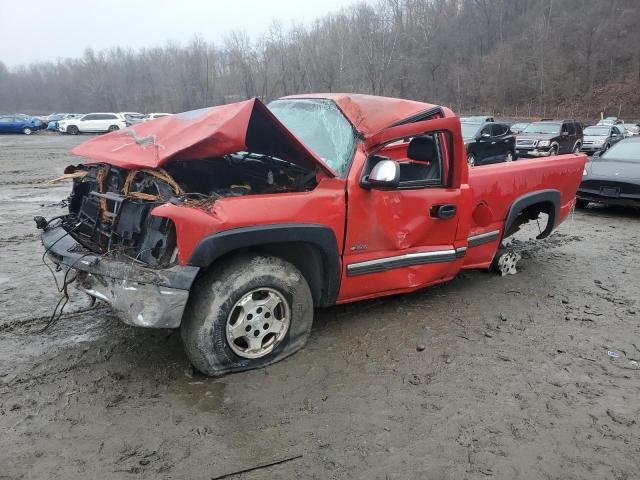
[573,143,581,153]
[22,128,32,135]
[181,254,314,376]
[549,145,559,156]
[505,150,514,162]
[67,125,79,135]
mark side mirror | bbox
[365,159,400,189]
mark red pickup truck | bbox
[38,94,586,376]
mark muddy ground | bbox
[0,133,639,479]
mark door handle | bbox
[431,204,457,219]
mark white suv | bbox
[58,113,126,135]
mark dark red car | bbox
[38,94,586,376]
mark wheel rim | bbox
[505,151,513,162]
[467,154,475,167]
[226,287,291,359]
[24,128,32,135]
[109,125,119,131]
[573,144,580,153]
[551,146,558,155]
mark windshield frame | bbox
[268,98,359,178]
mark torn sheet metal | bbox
[70,98,336,177]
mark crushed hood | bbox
[71,98,336,177]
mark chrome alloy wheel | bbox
[226,287,291,359]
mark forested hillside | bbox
[2,0,639,119]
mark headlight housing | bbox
[538,140,550,147]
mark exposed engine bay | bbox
[60,153,318,267]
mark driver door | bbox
[338,116,470,301]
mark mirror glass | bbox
[369,159,399,187]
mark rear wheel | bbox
[67,125,79,135]
[22,127,32,135]
[575,199,589,209]
[107,125,119,132]
[181,254,314,376]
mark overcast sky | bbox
[0,0,357,68]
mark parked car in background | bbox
[578,137,640,208]
[581,125,625,154]
[509,122,530,134]
[0,115,40,135]
[48,113,83,131]
[147,113,171,120]
[460,115,495,124]
[597,117,625,128]
[623,123,639,136]
[515,120,583,157]
[125,112,172,126]
[58,113,126,135]
[124,113,147,126]
[117,112,142,121]
[462,122,516,166]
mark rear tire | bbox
[575,199,589,209]
[181,254,314,376]
[107,125,119,132]
[67,125,79,135]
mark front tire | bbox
[181,254,314,376]
[67,125,79,135]
[22,128,32,135]
[573,143,581,153]
[505,150,514,162]
[549,145,559,156]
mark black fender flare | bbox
[504,189,561,240]
[188,223,341,306]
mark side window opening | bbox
[365,131,451,189]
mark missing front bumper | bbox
[41,223,199,328]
